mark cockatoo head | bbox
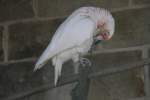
[96,18,114,40]
[90,8,115,41]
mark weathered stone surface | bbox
[27,83,75,100]
[0,26,3,61]
[133,0,150,5]
[88,50,144,100]
[88,50,142,72]
[101,7,150,49]
[0,61,33,98]
[36,0,128,17]
[8,19,63,60]
[88,70,144,100]
[0,58,74,99]
[0,0,34,22]
[0,61,52,98]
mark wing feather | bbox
[34,9,95,70]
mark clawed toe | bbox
[79,57,92,67]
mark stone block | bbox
[88,50,142,72]
[27,83,75,100]
[0,61,33,97]
[0,57,74,99]
[0,26,3,61]
[0,0,34,22]
[101,7,150,49]
[88,70,144,100]
[36,0,128,17]
[0,60,52,98]
[87,50,144,100]
[8,19,63,60]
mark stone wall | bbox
[0,0,150,100]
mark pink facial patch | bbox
[101,33,109,40]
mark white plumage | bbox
[34,7,115,85]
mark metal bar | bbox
[71,66,90,100]
[144,65,150,96]
[142,49,150,96]
[2,58,150,100]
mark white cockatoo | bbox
[34,7,115,85]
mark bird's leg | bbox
[72,54,80,74]
[72,55,92,74]
[74,61,80,74]
[73,58,91,74]
[79,57,92,67]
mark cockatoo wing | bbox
[34,13,95,70]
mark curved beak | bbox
[101,33,110,40]
[94,26,111,41]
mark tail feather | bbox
[54,59,62,86]
[34,49,54,71]
[34,60,47,71]
[55,64,59,86]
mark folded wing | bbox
[34,12,95,71]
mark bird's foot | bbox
[79,57,91,67]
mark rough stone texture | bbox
[101,7,150,49]
[88,50,144,100]
[8,19,63,60]
[0,0,34,22]
[88,70,144,100]
[0,61,34,98]
[0,61,54,99]
[27,83,75,100]
[36,0,128,17]
[0,26,3,61]
[0,56,75,99]
[88,50,142,72]
[133,0,150,5]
